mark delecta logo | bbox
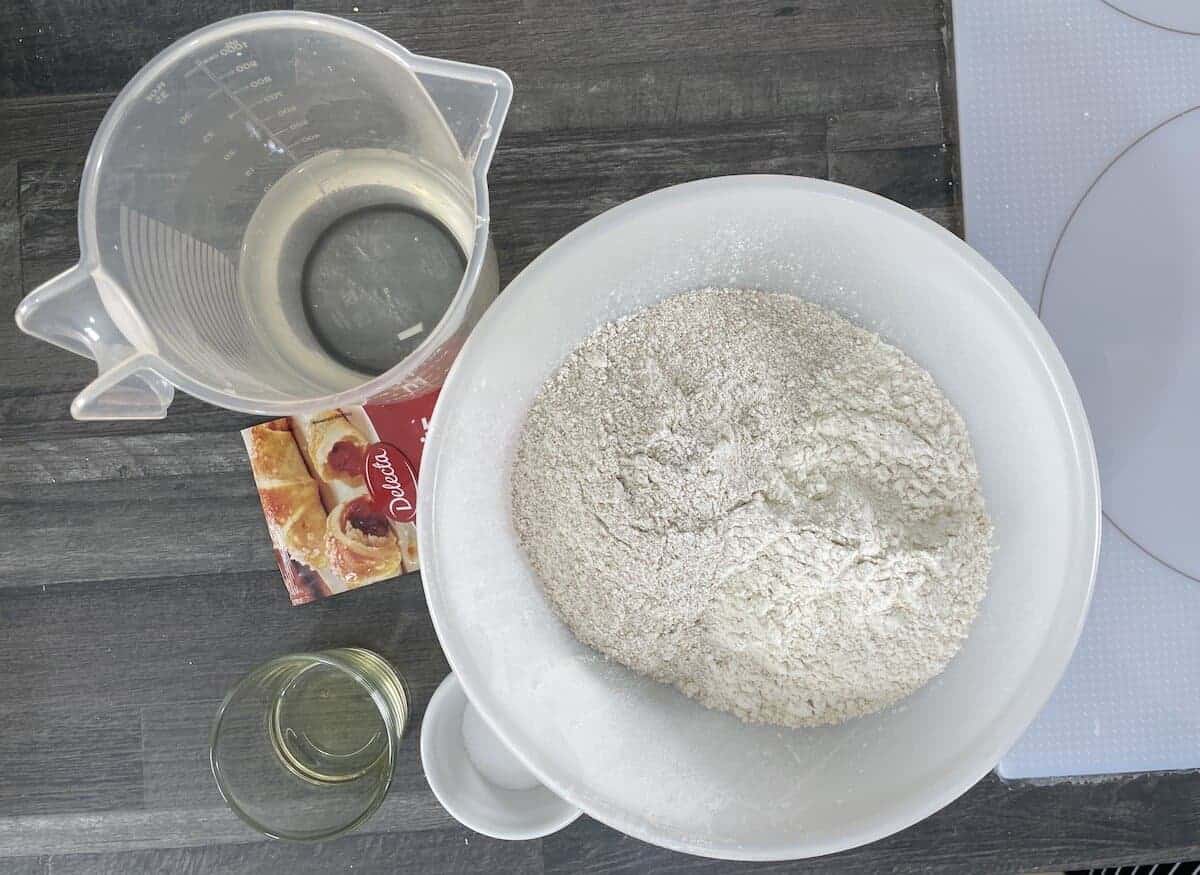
[364,442,418,524]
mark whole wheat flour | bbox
[511,289,992,728]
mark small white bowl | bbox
[420,672,581,840]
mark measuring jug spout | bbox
[16,267,175,420]
[412,59,512,174]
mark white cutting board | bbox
[953,0,1200,779]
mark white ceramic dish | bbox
[421,672,581,840]
[418,175,1101,860]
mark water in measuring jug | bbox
[238,148,471,380]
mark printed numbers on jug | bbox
[186,40,250,78]
[145,80,170,104]
[249,91,284,110]
[273,120,307,137]
[232,75,273,96]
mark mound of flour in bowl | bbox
[511,289,992,728]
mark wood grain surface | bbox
[0,1,1194,873]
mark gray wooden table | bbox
[2,1,1199,872]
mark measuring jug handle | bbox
[15,265,174,420]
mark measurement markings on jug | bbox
[193,60,298,164]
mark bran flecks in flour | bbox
[511,289,992,728]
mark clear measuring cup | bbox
[15,12,511,419]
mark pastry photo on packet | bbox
[242,394,436,605]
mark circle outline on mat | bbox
[419,175,1101,860]
[1100,0,1200,35]
[1038,103,1200,584]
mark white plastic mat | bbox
[953,0,1200,779]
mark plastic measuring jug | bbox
[15,12,512,419]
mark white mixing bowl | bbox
[418,176,1100,860]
